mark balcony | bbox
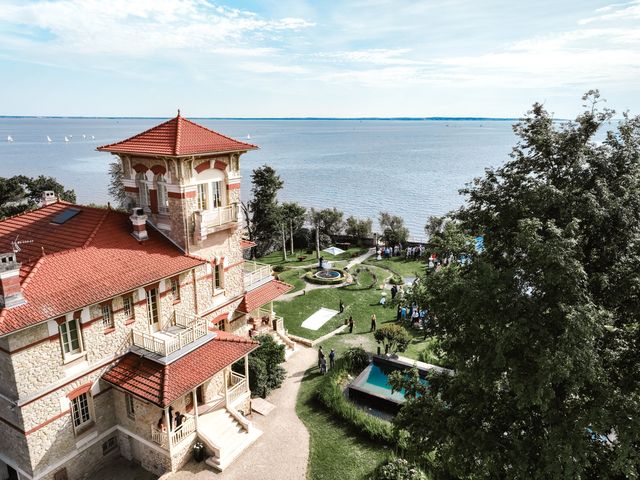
[243,261,273,289]
[150,414,196,448]
[194,204,239,242]
[132,315,208,358]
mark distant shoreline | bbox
[0,115,522,121]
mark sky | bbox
[0,0,639,118]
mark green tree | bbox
[345,215,373,244]
[247,165,284,257]
[374,324,410,355]
[0,175,76,219]
[108,161,127,210]
[391,91,640,479]
[233,333,286,397]
[379,212,409,246]
[281,201,307,254]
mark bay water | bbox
[0,118,517,240]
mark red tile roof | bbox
[238,280,292,313]
[102,332,258,407]
[240,239,256,249]
[97,114,258,156]
[0,202,204,336]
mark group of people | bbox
[377,244,426,260]
[397,303,428,328]
[344,313,377,334]
[156,406,186,433]
[317,346,336,374]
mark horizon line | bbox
[0,115,525,121]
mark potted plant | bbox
[193,441,205,462]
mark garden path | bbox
[163,346,317,480]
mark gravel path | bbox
[163,346,316,480]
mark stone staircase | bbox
[199,408,262,471]
[270,330,296,359]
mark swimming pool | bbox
[348,356,429,414]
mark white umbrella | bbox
[323,246,346,256]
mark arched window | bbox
[136,172,149,209]
[155,174,169,214]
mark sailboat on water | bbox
[47,136,52,143]
[246,134,251,140]
[7,135,13,142]
[64,136,70,142]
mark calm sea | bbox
[0,118,517,241]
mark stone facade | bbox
[0,140,269,479]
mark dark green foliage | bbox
[309,207,345,237]
[346,216,373,243]
[247,165,284,257]
[341,347,370,371]
[374,457,428,480]
[379,212,409,246]
[272,264,286,273]
[108,161,127,209]
[391,91,640,479]
[281,201,307,233]
[374,324,410,355]
[0,175,76,218]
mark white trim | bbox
[0,269,19,280]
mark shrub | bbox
[374,457,427,480]
[374,324,411,355]
[234,334,286,397]
[389,274,404,285]
[272,264,286,273]
[342,347,370,371]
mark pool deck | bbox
[391,355,453,374]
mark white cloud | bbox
[578,0,640,24]
[312,49,424,66]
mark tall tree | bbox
[108,161,127,210]
[247,165,284,257]
[345,215,373,244]
[391,91,640,479]
[281,202,307,254]
[379,211,409,245]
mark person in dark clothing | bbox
[391,285,397,299]
[174,411,185,429]
[370,314,377,332]
[339,299,344,313]
[318,346,325,369]
[329,349,336,369]
[397,304,402,322]
[319,256,324,269]
[348,315,354,333]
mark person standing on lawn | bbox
[348,315,354,333]
[370,314,377,332]
[318,346,325,369]
[339,299,344,313]
[329,348,336,369]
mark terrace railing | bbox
[132,319,208,357]
[244,261,273,288]
[194,204,238,242]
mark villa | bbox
[0,114,293,480]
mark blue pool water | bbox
[354,362,428,403]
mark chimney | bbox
[42,190,57,206]
[130,208,148,242]
[0,252,26,309]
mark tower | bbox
[98,113,257,258]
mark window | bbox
[136,172,149,208]
[213,264,224,291]
[211,181,223,208]
[125,394,135,419]
[156,174,169,214]
[59,317,82,356]
[101,303,113,329]
[123,295,134,320]
[197,183,208,211]
[71,392,92,430]
[146,288,159,327]
[102,436,118,455]
[54,468,69,480]
[171,277,180,301]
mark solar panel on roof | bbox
[51,208,82,225]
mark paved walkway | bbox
[164,346,317,480]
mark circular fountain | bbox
[305,268,347,285]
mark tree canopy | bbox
[345,215,373,243]
[247,165,284,257]
[379,211,409,245]
[0,175,76,219]
[391,91,640,479]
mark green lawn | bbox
[363,256,427,279]
[258,247,369,267]
[275,268,307,293]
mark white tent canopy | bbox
[323,246,346,256]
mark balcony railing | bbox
[132,319,208,357]
[244,261,273,288]
[255,307,283,331]
[150,415,196,448]
[174,312,198,328]
[227,372,248,406]
[193,204,238,243]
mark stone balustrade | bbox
[243,261,272,288]
[132,319,208,357]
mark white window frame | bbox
[123,295,134,320]
[197,183,208,211]
[146,288,159,327]
[125,393,135,419]
[211,181,223,208]
[156,174,169,214]
[171,277,180,301]
[101,303,114,329]
[136,172,150,209]
[59,316,83,357]
[71,392,93,433]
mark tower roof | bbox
[97,113,258,157]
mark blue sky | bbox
[0,0,639,117]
